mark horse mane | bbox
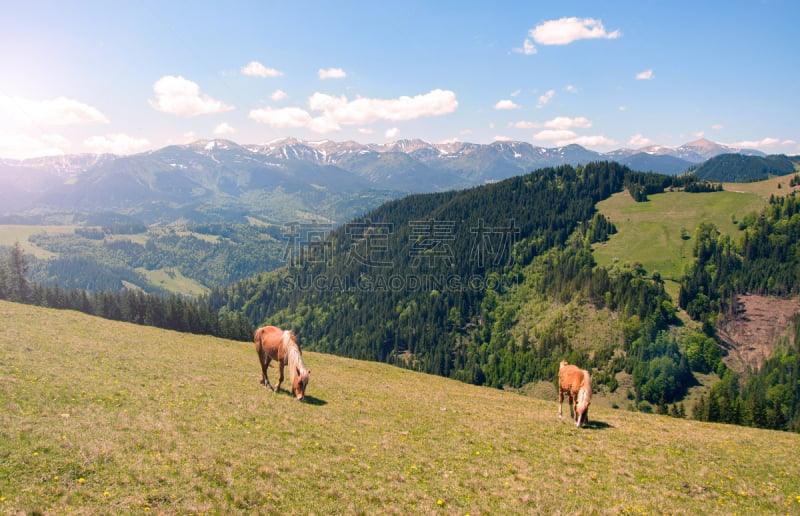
[576,369,592,410]
[282,330,307,384]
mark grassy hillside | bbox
[594,176,800,286]
[1,301,799,514]
[593,189,764,304]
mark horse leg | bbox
[275,361,285,393]
[262,356,275,392]
[569,393,576,420]
[558,389,564,419]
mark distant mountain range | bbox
[0,137,780,225]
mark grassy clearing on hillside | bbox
[593,190,766,298]
[0,225,79,258]
[135,267,210,297]
[722,174,800,199]
[1,301,799,515]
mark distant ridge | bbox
[0,137,780,224]
[690,153,798,182]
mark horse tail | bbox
[254,327,263,353]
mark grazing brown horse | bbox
[254,326,310,401]
[558,360,592,427]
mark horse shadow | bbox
[271,388,327,406]
[582,420,613,430]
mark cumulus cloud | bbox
[248,106,313,128]
[385,127,400,139]
[213,122,237,136]
[242,61,283,78]
[84,133,151,155]
[149,75,234,117]
[309,89,457,123]
[530,17,620,46]
[270,89,288,101]
[628,134,655,147]
[0,95,108,126]
[319,68,347,79]
[732,137,795,149]
[636,69,655,80]
[533,129,616,148]
[250,89,458,133]
[569,135,618,147]
[537,89,556,108]
[0,133,72,159]
[533,129,578,142]
[494,99,521,110]
[514,116,591,130]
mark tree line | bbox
[0,242,253,342]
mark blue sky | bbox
[1,0,798,159]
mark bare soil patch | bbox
[717,294,800,372]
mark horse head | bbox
[293,366,311,401]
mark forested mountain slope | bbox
[212,163,687,394]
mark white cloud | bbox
[357,127,374,135]
[319,68,347,80]
[565,85,578,93]
[732,137,792,149]
[494,99,520,110]
[0,95,108,126]
[514,116,591,130]
[530,17,621,46]
[248,106,313,128]
[270,89,288,101]
[213,122,237,136]
[242,61,283,78]
[546,116,591,129]
[533,129,578,142]
[628,134,655,147]
[711,124,724,130]
[250,89,458,133]
[537,89,556,108]
[569,135,618,147]
[510,89,521,97]
[492,135,512,142]
[308,89,458,125]
[636,69,655,80]
[84,133,151,155]
[533,129,616,148]
[513,38,537,55]
[385,127,400,139]
[0,133,71,159]
[149,75,234,117]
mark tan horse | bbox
[254,326,310,401]
[558,360,592,427]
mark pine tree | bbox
[6,242,29,303]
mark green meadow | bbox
[593,188,766,301]
[1,301,799,515]
[0,225,79,259]
[594,176,799,287]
